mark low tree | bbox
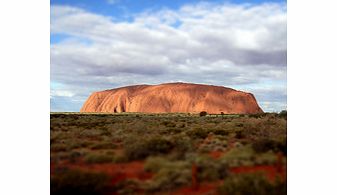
[199,111,207,117]
[278,110,287,119]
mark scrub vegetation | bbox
[51,111,287,194]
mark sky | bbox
[50,0,287,112]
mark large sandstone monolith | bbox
[80,82,263,114]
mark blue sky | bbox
[51,0,285,17]
[51,0,287,112]
[51,0,286,43]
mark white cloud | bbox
[50,90,75,98]
[50,2,287,112]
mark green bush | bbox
[276,138,287,155]
[186,127,208,139]
[144,156,168,172]
[51,143,68,152]
[143,157,191,192]
[84,152,114,164]
[194,156,228,181]
[278,110,287,119]
[113,179,140,194]
[159,127,182,135]
[51,169,111,195]
[252,139,276,153]
[220,146,255,167]
[145,138,173,154]
[234,130,245,139]
[255,151,277,165]
[79,129,104,138]
[212,129,229,136]
[90,142,117,150]
[178,123,186,128]
[68,140,94,149]
[125,138,174,160]
[218,173,286,195]
[113,154,128,163]
[161,121,176,127]
[69,151,82,163]
[248,113,267,118]
[172,135,194,157]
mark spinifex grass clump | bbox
[143,157,192,191]
[218,172,286,195]
[84,152,115,164]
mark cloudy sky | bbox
[50,0,287,112]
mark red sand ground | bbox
[52,160,285,194]
[172,181,223,195]
[208,150,224,159]
[230,164,286,182]
[51,146,285,194]
[52,160,153,185]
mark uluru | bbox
[80,82,263,114]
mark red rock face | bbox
[80,82,263,114]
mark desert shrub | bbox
[198,144,212,153]
[186,127,208,139]
[67,141,84,150]
[161,121,176,127]
[172,135,194,157]
[252,137,287,155]
[51,169,111,195]
[278,110,287,119]
[148,168,191,191]
[234,130,244,139]
[125,138,174,160]
[144,157,168,172]
[113,179,140,195]
[252,139,277,153]
[90,142,117,150]
[178,123,186,128]
[255,151,277,165]
[249,113,267,118]
[161,127,182,134]
[199,111,207,117]
[218,173,286,195]
[198,137,227,153]
[194,156,228,181]
[51,152,73,163]
[143,157,191,191]
[69,151,82,163]
[84,152,114,164]
[79,129,103,138]
[220,146,255,167]
[276,138,287,155]
[212,129,229,136]
[113,154,128,163]
[51,143,69,152]
[68,140,96,150]
[100,129,111,136]
[51,131,72,141]
[145,138,173,154]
